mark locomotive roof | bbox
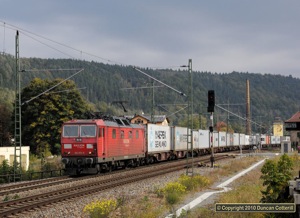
[104,117,143,128]
[64,117,143,129]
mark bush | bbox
[160,182,186,206]
[178,174,210,191]
[83,199,117,218]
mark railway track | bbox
[0,151,241,196]
[0,153,232,217]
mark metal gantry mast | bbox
[186,59,193,176]
[14,30,22,181]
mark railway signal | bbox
[207,90,215,112]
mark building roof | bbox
[285,111,300,123]
[131,114,169,123]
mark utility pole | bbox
[14,30,22,181]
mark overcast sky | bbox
[1,0,300,78]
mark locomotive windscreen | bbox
[63,125,79,137]
[63,124,96,137]
[80,125,96,137]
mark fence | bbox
[0,169,66,183]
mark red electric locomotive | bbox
[61,117,145,175]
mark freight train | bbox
[61,116,281,175]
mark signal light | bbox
[207,90,215,112]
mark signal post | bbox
[207,90,215,167]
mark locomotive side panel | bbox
[103,126,145,160]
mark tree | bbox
[178,115,207,129]
[0,104,12,146]
[260,154,293,204]
[20,78,90,155]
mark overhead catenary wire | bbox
[0,20,123,65]
[22,69,84,105]
[21,31,75,59]
[133,67,187,97]
[0,20,178,70]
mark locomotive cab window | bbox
[129,131,132,139]
[63,125,79,137]
[136,130,139,139]
[112,129,116,139]
[80,125,96,137]
[99,127,104,137]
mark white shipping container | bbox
[245,135,250,146]
[239,134,245,146]
[213,132,219,147]
[147,124,171,153]
[260,134,266,145]
[275,136,281,144]
[233,133,239,146]
[193,130,199,150]
[199,130,210,149]
[218,132,226,147]
[271,136,276,145]
[171,126,189,151]
[227,133,233,146]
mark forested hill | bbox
[1,53,299,130]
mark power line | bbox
[133,67,187,97]
[22,69,84,105]
[0,21,123,65]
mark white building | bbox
[0,146,30,170]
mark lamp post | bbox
[181,59,193,176]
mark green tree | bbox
[20,78,90,156]
[178,115,207,129]
[260,154,293,204]
[0,104,12,146]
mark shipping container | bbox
[147,124,171,153]
[218,132,226,147]
[170,126,188,151]
[233,133,239,146]
[199,129,210,149]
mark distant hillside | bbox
[1,53,299,133]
